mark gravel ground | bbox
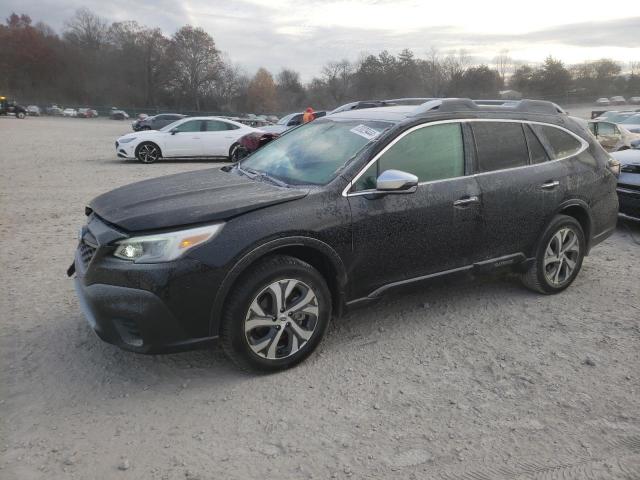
[1,116,639,479]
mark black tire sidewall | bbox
[228,143,240,162]
[223,257,331,372]
[534,215,585,293]
[136,142,160,163]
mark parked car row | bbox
[595,96,640,106]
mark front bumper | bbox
[115,140,136,159]
[617,177,640,221]
[72,215,220,353]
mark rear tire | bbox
[220,255,331,372]
[135,142,161,164]
[16,112,25,119]
[228,143,242,162]
[521,215,585,294]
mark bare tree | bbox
[493,49,513,82]
[63,8,108,49]
[167,26,221,110]
[321,60,353,103]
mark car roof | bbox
[329,105,416,121]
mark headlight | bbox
[118,137,137,144]
[113,223,224,263]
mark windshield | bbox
[602,112,633,122]
[620,114,640,124]
[239,118,394,185]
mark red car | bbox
[232,131,280,161]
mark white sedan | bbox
[115,116,261,163]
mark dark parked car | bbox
[260,111,327,134]
[611,141,640,221]
[69,98,619,372]
[132,113,186,131]
[0,96,27,118]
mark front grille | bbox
[79,241,96,268]
[618,183,640,194]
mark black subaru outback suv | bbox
[70,99,619,372]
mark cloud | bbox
[2,1,639,80]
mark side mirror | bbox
[376,169,418,192]
[170,128,178,135]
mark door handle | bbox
[453,196,479,207]
[540,180,560,190]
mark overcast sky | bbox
[3,0,640,79]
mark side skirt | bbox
[345,253,530,309]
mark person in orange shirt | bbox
[302,107,315,123]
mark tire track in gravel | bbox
[437,436,640,480]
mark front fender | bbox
[209,235,348,336]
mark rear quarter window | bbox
[532,125,583,159]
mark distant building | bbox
[499,90,522,100]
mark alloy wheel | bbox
[244,278,319,360]
[543,227,580,287]
[138,144,160,163]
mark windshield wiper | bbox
[240,166,289,188]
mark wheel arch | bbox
[556,200,594,252]
[228,142,240,158]
[210,236,348,336]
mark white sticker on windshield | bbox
[350,124,380,140]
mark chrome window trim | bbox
[342,118,589,197]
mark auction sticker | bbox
[350,124,380,140]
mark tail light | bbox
[607,158,621,177]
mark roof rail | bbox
[384,97,435,105]
[409,98,563,116]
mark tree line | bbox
[1,9,639,115]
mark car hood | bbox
[621,123,640,133]
[612,148,640,164]
[118,130,161,141]
[89,168,309,232]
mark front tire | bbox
[220,255,331,372]
[16,112,25,119]
[521,215,585,294]
[135,142,161,164]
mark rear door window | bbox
[205,120,235,131]
[532,124,583,159]
[472,122,529,172]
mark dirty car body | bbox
[71,99,619,371]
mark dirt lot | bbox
[1,116,639,479]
